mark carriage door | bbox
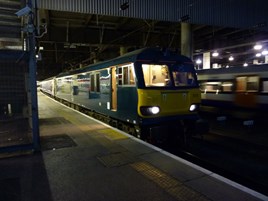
[235,76,259,108]
[111,67,117,111]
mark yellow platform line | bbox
[97,128,128,140]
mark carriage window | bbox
[90,74,95,91]
[247,76,258,92]
[200,81,233,93]
[118,64,135,86]
[142,64,170,87]
[90,73,100,92]
[96,74,100,92]
[236,76,259,92]
[262,81,268,93]
[200,82,221,93]
[222,82,233,92]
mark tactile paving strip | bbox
[131,162,211,201]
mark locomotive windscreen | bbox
[141,63,198,88]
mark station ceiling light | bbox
[262,50,268,55]
[228,56,234,61]
[212,51,219,57]
[256,53,262,57]
[196,58,202,64]
[254,44,262,50]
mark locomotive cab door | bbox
[235,75,259,108]
[111,67,117,111]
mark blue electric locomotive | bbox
[40,48,201,144]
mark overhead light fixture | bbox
[212,51,219,57]
[196,59,202,64]
[256,53,262,57]
[228,56,234,61]
[262,50,268,55]
[254,44,262,50]
[243,63,248,67]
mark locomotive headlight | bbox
[140,106,160,116]
[189,104,198,112]
[150,106,160,114]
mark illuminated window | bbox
[118,64,135,86]
[236,76,259,92]
[222,82,233,92]
[142,64,170,87]
[247,76,259,92]
[200,82,221,93]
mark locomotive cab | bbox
[135,60,201,144]
[137,63,200,117]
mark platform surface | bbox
[0,91,267,201]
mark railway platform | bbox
[0,91,267,201]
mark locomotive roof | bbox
[56,47,192,78]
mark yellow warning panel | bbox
[97,128,128,140]
[131,162,210,201]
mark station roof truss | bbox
[1,0,268,79]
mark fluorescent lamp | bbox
[254,44,262,50]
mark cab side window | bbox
[118,64,135,86]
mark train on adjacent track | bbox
[40,48,203,145]
[197,64,268,115]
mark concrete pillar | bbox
[181,22,192,58]
[265,55,268,63]
[203,52,211,69]
[120,46,127,56]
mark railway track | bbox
[164,126,268,197]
